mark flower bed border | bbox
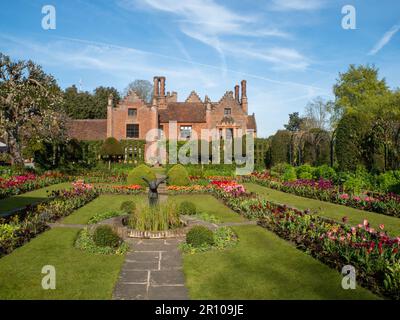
[242,175,400,218]
[167,185,400,300]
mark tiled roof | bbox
[67,119,107,141]
[159,103,206,123]
[247,114,257,131]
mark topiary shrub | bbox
[127,164,156,187]
[186,226,214,248]
[93,225,121,248]
[167,164,190,186]
[179,201,197,215]
[100,137,123,170]
[120,201,136,214]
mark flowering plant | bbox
[0,172,69,199]
[243,172,400,217]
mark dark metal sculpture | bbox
[141,176,168,206]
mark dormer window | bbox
[128,108,137,117]
[224,108,231,115]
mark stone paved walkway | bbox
[113,237,189,300]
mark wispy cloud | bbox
[369,24,400,55]
[269,0,326,11]
[118,0,309,70]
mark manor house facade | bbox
[67,76,257,159]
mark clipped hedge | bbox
[167,164,190,186]
[127,164,156,187]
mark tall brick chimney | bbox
[107,93,114,137]
[241,80,248,114]
[158,76,167,109]
[153,76,160,106]
[234,85,240,103]
[153,77,160,97]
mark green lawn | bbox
[0,227,124,299]
[0,182,72,216]
[245,183,400,236]
[171,194,246,223]
[62,194,145,224]
[183,225,377,300]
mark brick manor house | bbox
[67,76,257,161]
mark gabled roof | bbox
[159,103,206,123]
[67,119,107,141]
[185,91,202,103]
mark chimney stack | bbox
[153,76,160,97]
[234,85,240,103]
[241,80,248,114]
[158,76,167,109]
[159,77,166,97]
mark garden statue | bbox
[142,176,168,206]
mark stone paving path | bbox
[113,237,188,300]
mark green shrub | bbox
[92,225,121,248]
[343,176,367,195]
[179,201,197,215]
[271,163,292,176]
[376,171,400,194]
[127,164,156,187]
[298,172,313,179]
[313,164,337,180]
[186,226,214,248]
[120,201,136,214]
[282,166,297,182]
[75,228,128,255]
[295,164,314,179]
[167,164,190,186]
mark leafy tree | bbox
[284,112,303,132]
[0,53,64,165]
[124,80,153,103]
[92,86,120,118]
[63,85,120,119]
[333,64,389,115]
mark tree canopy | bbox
[0,53,65,165]
[123,79,153,103]
[62,85,120,119]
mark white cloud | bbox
[269,0,326,11]
[119,0,311,71]
[369,24,400,55]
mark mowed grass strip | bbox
[0,182,72,216]
[244,183,400,236]
[62,194,146,225]
[0,227,124,299]
[171,194,246,223]
[183,225,377,300]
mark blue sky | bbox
[0,0,399,137]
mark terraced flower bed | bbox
[169,179,400,300]
[0,172,70,199]
[243,172,400,218]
